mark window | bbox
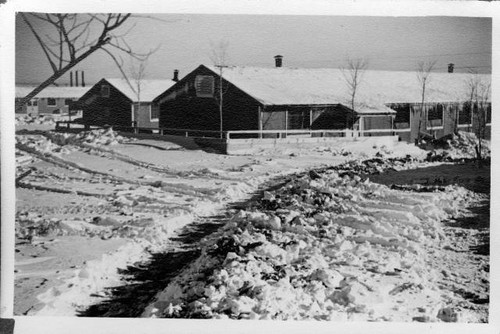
[101,84,110,97]
[65,98,73,106]
[288,110,309,129]
[427,104,443,128]
[194,75,215,97]
[458,103,472,125]
[27,99,38,107]
[150,104,159,121]
[391,103,411,129]
[47,98,57,106]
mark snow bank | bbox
[16,134,71,156]
[142,162,477,322]
[47,128,128,147]
[16,114,56,126]
[24,174,257,316]
[427,131,490,161]
[16,128,130,161]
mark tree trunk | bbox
[418,82,426,142]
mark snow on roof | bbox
[16,86,90,99]
[206,66,490,112]
[104,78,176,103]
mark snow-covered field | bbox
[13,119,490,323]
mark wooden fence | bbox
[55,121,412,141]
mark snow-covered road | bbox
[13,126,489,323]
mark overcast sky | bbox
[15,14,492,85]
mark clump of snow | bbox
[15,128,129,159]
[142,160,478,322]
[426,131,490,161]
[16,114,56,126]
[48,128,128,147]
[15,214,177,242]
[16,135,70,155]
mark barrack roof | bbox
[104,78,176,103]
[205,66,490,112]
[15,86,90,99]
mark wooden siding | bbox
[362,115,393,130]
[388,102,491,142]
[16,97,74,115]
[81,80,132,127]
[132,103,159,128]
[159,66,260,131]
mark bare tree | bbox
[209,40,230,137]
[341,58,368,131]
[127,57,149,127]
[465,71,491,163]
[415,60,437,141]
[17,13,154,111]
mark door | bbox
[27,99,38,115]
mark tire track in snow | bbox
[44,131,239,181]
[77,176,288,317]
[17,141,228,200]
[16,181,109,198]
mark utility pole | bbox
[215,65,228,138]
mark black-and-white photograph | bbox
[1,1,497,333]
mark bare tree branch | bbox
[100,47,128,79]
[20,13,58,73]
[209,40,231,136]
[209,40,230,67]
[464,70,491,163]
[16,13,149,111]
[341,57,368,130]
[415,59,437,140]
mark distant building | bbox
[15,86,90,116]
[154,58,491,142]
[79,77,177,129]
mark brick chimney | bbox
[274,55,283,68]
[173,69,179,82]
[448,63,454,73]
